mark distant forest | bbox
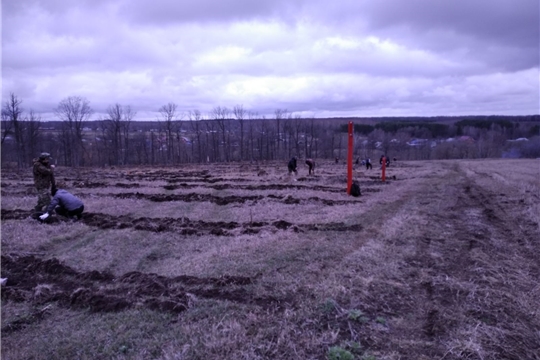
[2,94,539,168]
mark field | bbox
[1,159,539,360]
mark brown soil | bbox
[2,161,538,359]
[0,209,363,235]
[1,254,287,333]
[110,192,364,205]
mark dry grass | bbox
[1,159,539,359]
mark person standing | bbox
[288,156,298,175]
[33,152,55,212]
[366,158,372,170]
[379,155,390,168]
[39,186,84,221]
[305,158,315,175]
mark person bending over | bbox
[39,187,84,221]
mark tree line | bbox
[2,93,539,168]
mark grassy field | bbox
[1,159,539,359]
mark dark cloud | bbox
[301,0,539,72]
[363,0,539,48]
[2,0,538,118]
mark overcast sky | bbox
[2,0,539,120]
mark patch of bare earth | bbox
[1,254,286,332]
[1,160,539,359]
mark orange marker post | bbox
[347,122,353,194]
[382,156,386,182]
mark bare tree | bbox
[257,121,265,161]
[290,113,303,158]
[176,125,188,163]
[122,106,135,164]
[134,130,150,165]
[3,93,26,167]
[1,107,13,146]
[95,123,110,165]
[1,94,43,167]
[104,104,136,165]
[104,105,123,165]
[233,105,247,161]
[55,96,93,167]
[158,103,180,164]
[307,118,319,158]
[274,109,287,159]
[189,110,203,162]
[248,111,259,161]
[212,106,230,162]
[261,118,275,160]
[150,130,157,165]
[25,110,42,164]
[205,119,219,162]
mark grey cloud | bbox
[363,0,539,48]
[117,0,305,25]
[2,0,111,15]
[2,0,538,118]
[304,0,539,72]
[371,26,540,73]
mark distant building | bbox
[406,138,429,146]
[458,136,475,143]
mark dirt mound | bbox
[110,192,359,206]
[1,254,286,333]
[72,180,108,188]
[163,183,345,193]
[123,170,212,182]
[2,209,363,235]
[166,177,246,184]
[114,192,264,205]
[0,209,81,225]
[1,209,33,220]
[80,213,363,234]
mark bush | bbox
[327,346,354,360]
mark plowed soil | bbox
[1,254,288,334]
[1,209,362,234]
[1,160,539,360]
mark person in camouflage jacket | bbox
[33,152,56,212]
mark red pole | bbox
[347,122,353,194]
[382,156,386,182]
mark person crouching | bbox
[39,187,84,221]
